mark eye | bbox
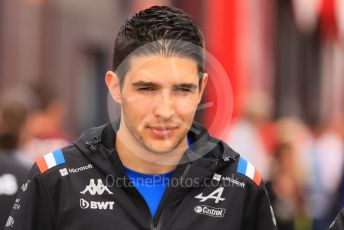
[175,87,192,93]
[138,87,156,91]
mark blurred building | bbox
[0,0,126,135]
[1,0,343,136]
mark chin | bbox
[145,145,176,154]
[143,141,181,154]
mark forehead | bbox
[125,55,199,84]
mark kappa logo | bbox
[80,179,113,195]
[195,187,225,204]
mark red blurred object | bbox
[260,122,278,155]
[320,0,339,40]
[205,0,247,137]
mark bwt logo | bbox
[80,198,114,210]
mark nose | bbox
[153,91,175,120]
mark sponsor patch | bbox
[212,173,246,188]
[80,198,115,210]
[212,173,221,182]
[81,179,113,196]
[195,187,225,204]
[21,180,30,192]
[5,216,14,227]
[194,205,226,218]
[60,164,93,177]
[13,199,20,210]
[60,168,68,176]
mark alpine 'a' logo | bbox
[194,187,225,204]
[80,179,113,195]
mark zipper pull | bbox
[222,154,235,162]
[92,135,101,144]
[85,136,101,152]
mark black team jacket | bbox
[3,121,278,230]
[330,207,344,230]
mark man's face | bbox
[108,55,207,154]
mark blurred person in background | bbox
[225,91,273,179]
[275,117,314,229]
[305,120,344,230]
[20,82,70,162]
[277,117,313,173]
[0,99,31,228]
[266,143,305,230]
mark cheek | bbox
[123,95,155,122]
[175,96,200,116]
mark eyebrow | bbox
[131,81,198,89]
[131,81,158,87]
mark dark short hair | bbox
[113,6,205,86]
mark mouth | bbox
[148,126,178,138]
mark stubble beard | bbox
[122,112,189,155]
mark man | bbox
[0,99,30,228]
[20,82,70,162]
[4,6,277,230]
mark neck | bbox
[115,122,187,174]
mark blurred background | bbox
[0,0,344,229]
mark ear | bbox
[198,72,208,103]
[105,71,122,104]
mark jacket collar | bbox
[74,120,239,187]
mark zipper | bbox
[151,164,192,230]
[151,191,169,230]
[151,183,173,230]
[119,165,155,226]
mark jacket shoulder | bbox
[235,156,262,186]
[34,144,83,175]
[217,142,263,187]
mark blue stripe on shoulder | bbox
[237,157,248,175]
[52,149,65,165]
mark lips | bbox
[148,126,178,138]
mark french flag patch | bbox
[36,149,65,174]
[237,157,262,186]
